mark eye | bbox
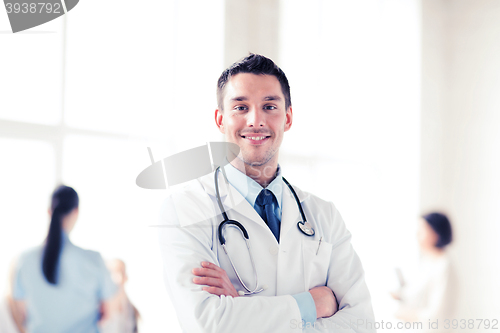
[264,105,277,111]
[234,105,248,111]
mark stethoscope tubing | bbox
[214,166,314,295]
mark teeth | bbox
[247,136,265,140]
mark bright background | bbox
[1,0,499,331]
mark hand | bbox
[309,286,338,318]
[192,261,239,298]
[390,290,401,300]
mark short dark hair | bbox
[422,212,453,249]
[217,54,291,111]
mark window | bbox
[0,1,223,330]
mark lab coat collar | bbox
[198,168,310,240]
[202,164,309,202]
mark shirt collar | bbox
[223,163,283,209]
[62,231,70,245]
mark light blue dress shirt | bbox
[13,232,117,333]
[223,163,317,325]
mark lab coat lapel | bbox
[276,180,311,295]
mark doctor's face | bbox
[215,73,292,169]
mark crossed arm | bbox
[159,192,375,332]
[192,261,338,319]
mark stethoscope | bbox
[214,166,315,296]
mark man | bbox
[159,54,375,332]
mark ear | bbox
[284,106,293,132]
[215,108,225,134]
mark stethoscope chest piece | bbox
[297,221,315,236]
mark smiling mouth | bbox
[242,135,268,140]
[241,134,271,143]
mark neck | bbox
[421,246,445,258]
[230,158,278,188]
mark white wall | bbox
[421,0,500,325]
[224,0,280,67]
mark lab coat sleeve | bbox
[158,189,303,333]
[304,203,376,333]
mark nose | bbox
[246,107,265,127]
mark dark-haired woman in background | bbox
[11,185,117,333]
[393,212,457,332]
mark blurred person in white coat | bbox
[393,212,456,332]
[159,54,375,332]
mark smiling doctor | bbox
[158,54,375,333]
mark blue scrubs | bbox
[13,232,117,333]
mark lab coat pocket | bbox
[302,238,333,290]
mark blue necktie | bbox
[255,189,280,242]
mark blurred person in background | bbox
[0,261,22,333]
[0,298,20,333]
[10,185,118,333]
[100,258,140,333]
[392,212,456,332]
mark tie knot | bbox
[256,189,275,206]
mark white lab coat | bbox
[396,254,457,333]
[158,171,375,333]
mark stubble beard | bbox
[238,145,278,168]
